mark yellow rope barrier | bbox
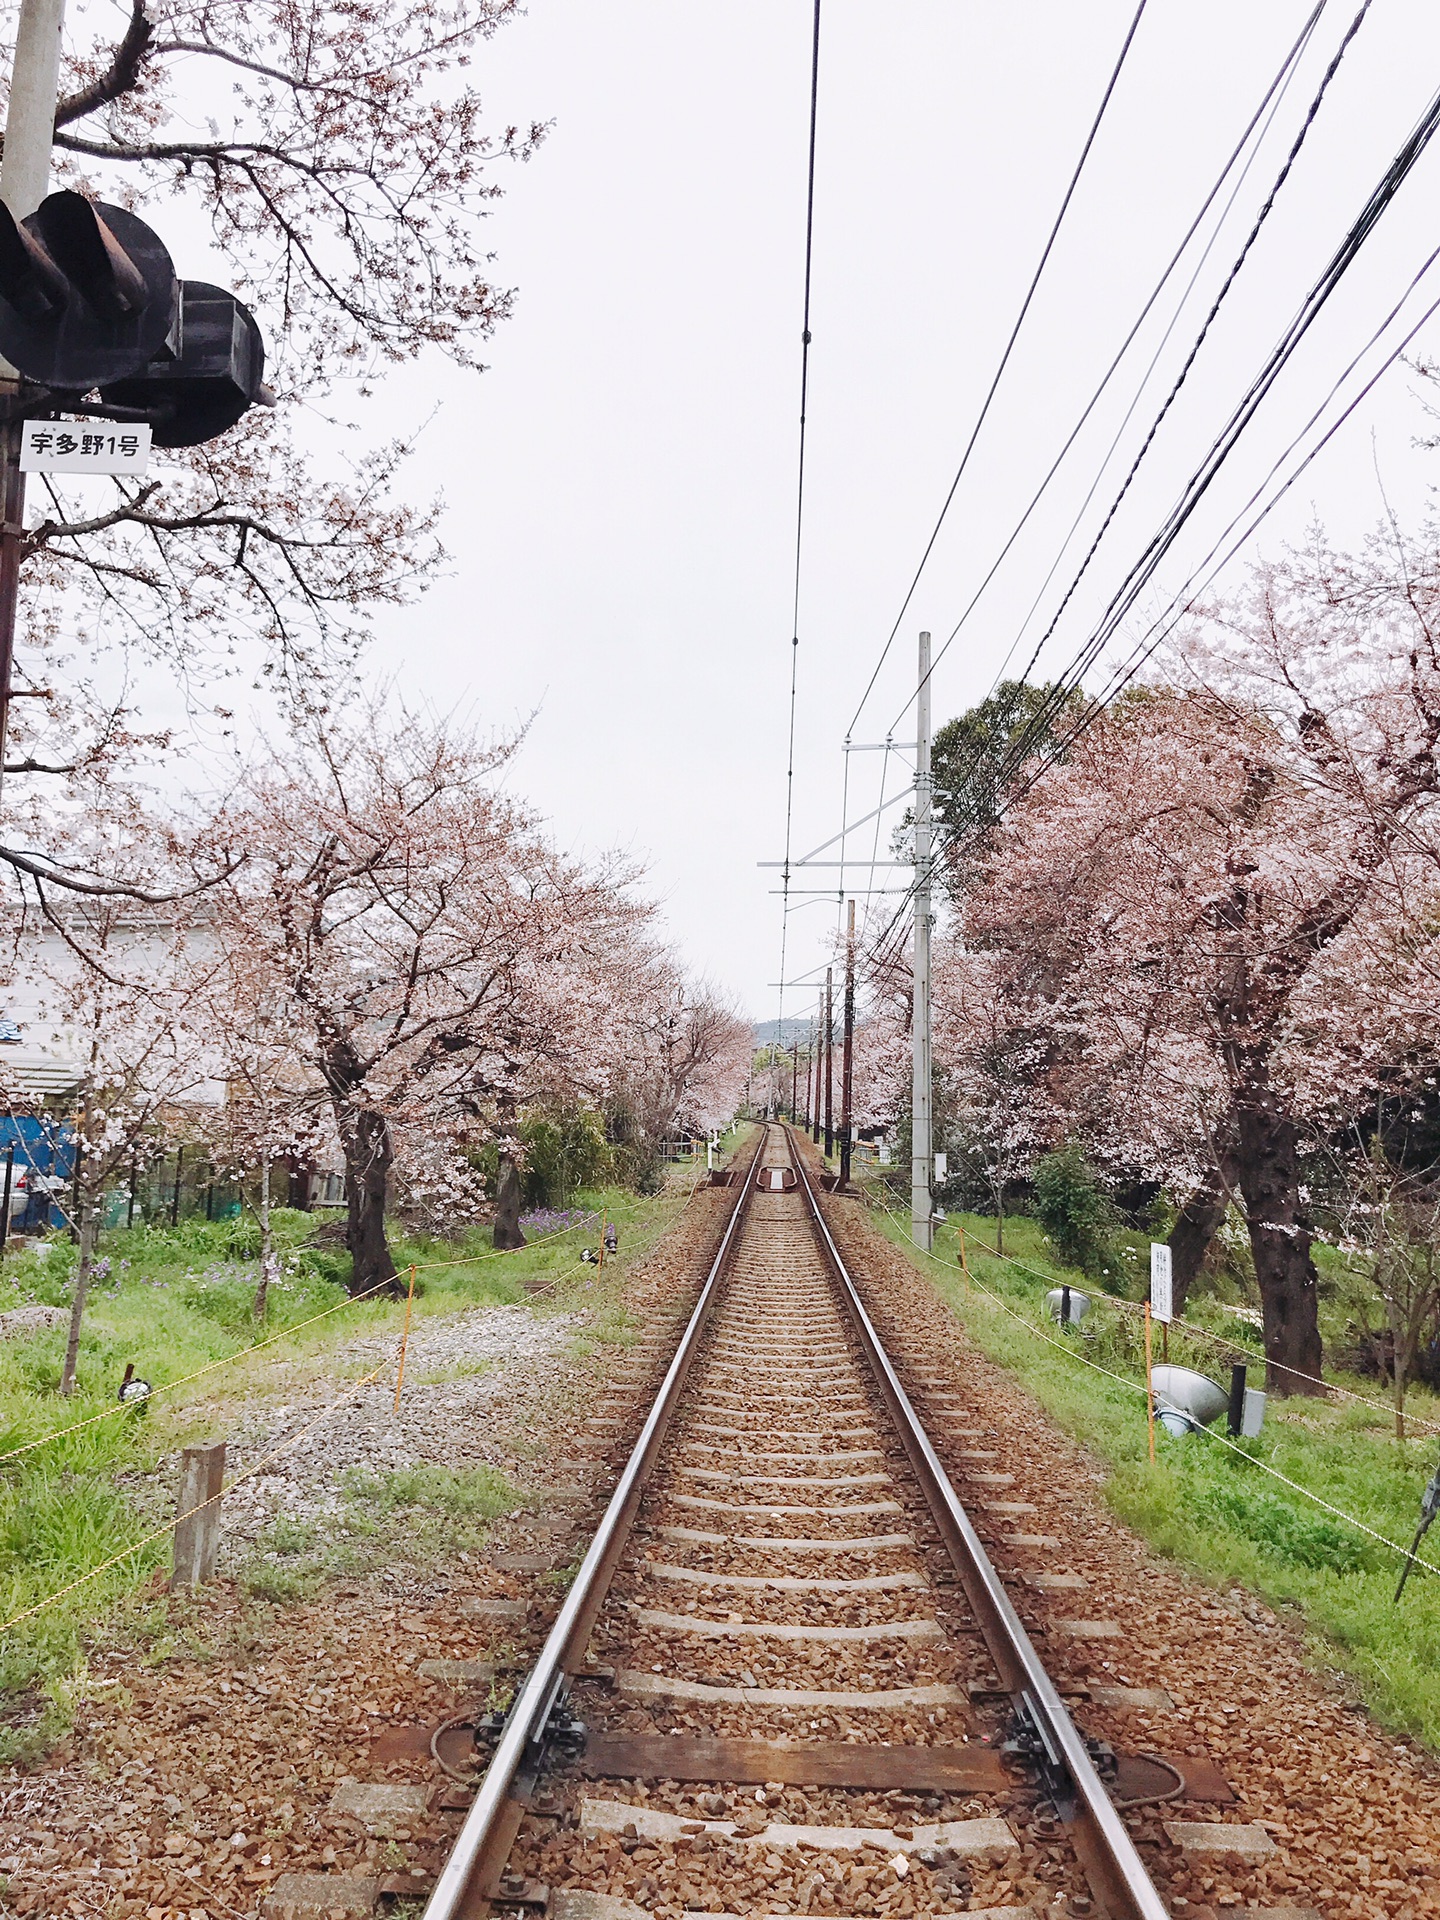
[878,1207,1440,1583]
[0,1207,619,1467]
[0,1363,387,1634]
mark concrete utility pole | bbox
[911,629,934,1252]
[839,898,855,1188]
[0,0,64,775]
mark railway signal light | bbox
[103,280,267,448]
[0,190,269,447]
[0,190,176,388]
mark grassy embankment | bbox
[0,1159,719,1760]
[862,1193,1440,1749]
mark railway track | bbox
[416,1124,1288,1920]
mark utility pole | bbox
[912,630,934,1251]
[0,0,64,774]
[804,1020,814,1131]
[790,1041,799,1122]
[839,899,855,1189]
[823,966,834,1156]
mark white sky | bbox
[265,4,1440,1019]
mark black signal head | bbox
[0,191,177,388]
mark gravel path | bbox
[814,1151,1440,1919]
[0,1179,739,1920]
[214,1300,580,1549]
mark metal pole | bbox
[0,1141,13,1257]
[912,629,934,1252]
[839,898,855,1189]
[823,965,834,1157]
[0,0,65,781]
[790,1041,798,1122]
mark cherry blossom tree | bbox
[945,521,1440,1390]
[0,0,542,878]
[200,702,649,1293]
[0,834,219,1390]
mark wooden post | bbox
[1144,1302,1156,1466]
[823,966,834,1157]
[839,902,856,1188]
[172,1440,227,1586]
[171,1143,183,1227]
[958,1220,969,1298]
[393,1263,417,1412]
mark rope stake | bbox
[393,1263,417,1413]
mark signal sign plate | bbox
[21,419,151,475]
[1150,1241,1173,1325]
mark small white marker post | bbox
[1147,1243,1173,1464]
[1150,1239,1173,1359]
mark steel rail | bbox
[787,1127,1171,1920]
[422,1133,764,1920]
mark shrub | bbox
[1033,1144,1119,1279]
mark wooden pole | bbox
[839,901,856,1188]
[393,1263,417,1413]
[172,1440,227,1586]
[823,966,834,1157]
[1144,1301,1157,1466]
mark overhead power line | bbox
[845,0,1151,740]
[894,0,1331,734]
[981,52,1440,801]
[775,0,824,1043]
[901,0,1372,745]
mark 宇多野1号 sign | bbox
[20,419,151,475]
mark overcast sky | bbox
[342,0,1440,1025]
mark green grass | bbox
[869,1201,1440,1749]
[0,1174,696,1756]
[239,1463,522,1602]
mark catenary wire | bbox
[898,0,1376,745]
[776,0,824,1052]
[881,1,1329,745]
[938,47,1440,827]
[846,0,1151,741]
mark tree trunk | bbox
[60,1195,98,1396]
[1234,1095,1324,1395]
[1167,1157,1235,1316]
[493,1156,526,1250]
[286,1154,315,1211]
[255,1146,276,1324]
[1391,1294,1407,1442]
[343,1106,398,1296]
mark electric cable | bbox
[881,0,1328,746]
[846,0,1151,740]
[900,0,1376,753]
[973,257,1440,845]
[775,0,824,1054]
[940,55,1440,837]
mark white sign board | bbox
[20,420,151,476]
[933,1151,947,1181]
[1149,1241,1173,1325]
